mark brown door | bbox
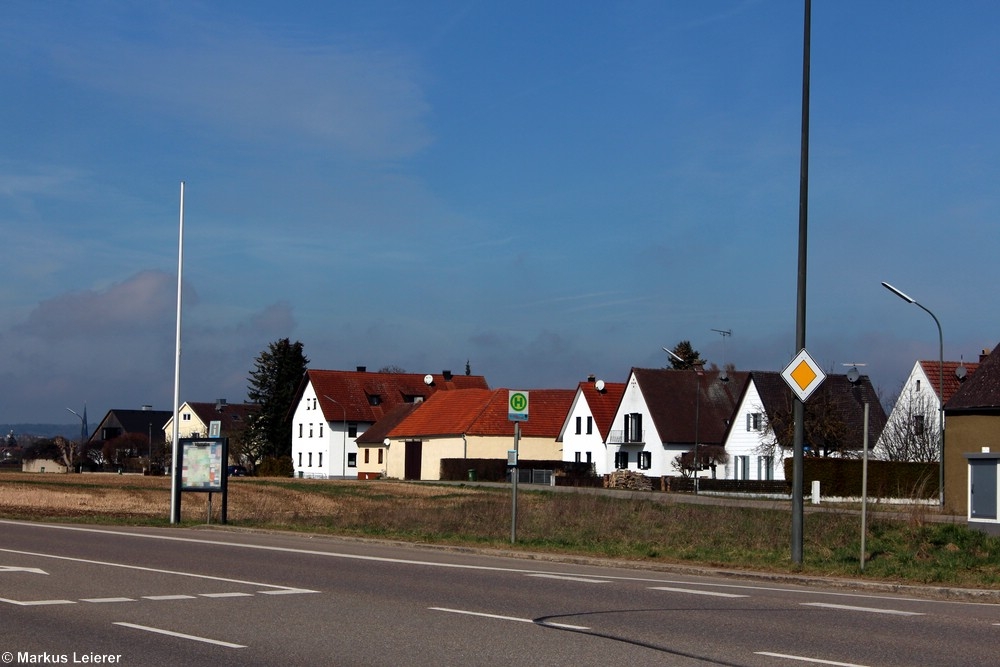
[404,440,422,480]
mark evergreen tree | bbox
[666,340,706,370]
[245,338,308,461]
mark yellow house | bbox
[363,388,575,480]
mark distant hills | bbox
[2,424,83,440]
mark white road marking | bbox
[200,592,254,598]
[0,565,48,575]
[258,588,318,595]
[142,595,196,601]
[650,586,749,598]
[801,602,923,616]
[0,597,74,606]
[82,597,135,603]
[526,573,610,583]
[755,651,870,666]
[429,607,590,631]
[114,622,245,648]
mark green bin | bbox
[467,469,477,482]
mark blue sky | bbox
[2,1,998,424]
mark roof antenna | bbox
[711,329,732,382]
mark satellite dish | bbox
[595,379,605,392]
[424,374,434,385]
[956,364,967,381]
[847,366,861,384]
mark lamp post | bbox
[322,395,348,478]
[664,348,703,493]
[881,281,944,507]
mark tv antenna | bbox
[711,328,732,381]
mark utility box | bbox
[965,450,1000,535]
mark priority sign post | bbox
[508,391,528,543]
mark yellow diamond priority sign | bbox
[781,349,826,402]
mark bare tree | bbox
[755,393,850,459]
[672,445,729,477]
[873,389,938,462]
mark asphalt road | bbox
[1,519,997,666]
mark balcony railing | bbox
[607,430,644,445]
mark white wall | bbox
[560,390,610,475]
[723,381,785,481]
[291,382,361,478]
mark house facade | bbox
[289,367,490,479]
[378,388,575,480]
[944,345,1000,516]
[608,368,748,478]
[557,377,626,476]
[876,359,979,461]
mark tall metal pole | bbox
[511,421,520,544]
[860,402,869,572]
[881,282,945,508]
[792,0,811,565]
[170,181,185,524]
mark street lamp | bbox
[322,395,348,478]
[664,348,703,493]
[881,281,944,507]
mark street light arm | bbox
[881,281,915,304]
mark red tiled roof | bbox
[576,381,626,439]
[388,388,576,439]
[917,360,980,404]
[299,369,490,424]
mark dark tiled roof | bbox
[89,409,173,442]
[300,369,490,424]
[577,381,626,440]
[355,402,420,444]
[947,343,1000,410]
[746,371,887,451]
[185,402,258,434]
[632,368,749,446]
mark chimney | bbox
[357,366,367,373]
[587,374,596,383]
[141,405,152,411]
[442,370,453,381]
[982,349,993,363]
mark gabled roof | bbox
[298,369,490,424]
[88,409,173,442]
[917,360,981,404]
[631,368,749,445]
[575,380,626,439]
[355,402,421,445]
[947,344,1000,410]
[741,370,886,450]
[387,388,575,440]
[183,402,257,433]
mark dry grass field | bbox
[3,471,1000,590]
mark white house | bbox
[289,367,490,479]
[607,368,748,478]
[558,377,625,476]
[723,370,886,480]
[875,359,979,461]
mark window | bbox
[913,415,925,435]
[735,455,750,480]
[585,452,592,464]
[378,449,383,464]
[586,416,593,435]
[638,451,652,470]
[348,423,358,438]
[182,413,191,421]
[308,452,313,467]
[298,452,302,467]
[624,413,643,443]
[574,452,581,463]
[757,456,773,481]
[318,453,323,467]
[312,398,317,410]
[367,394,381,406]
[347,453,357,468]
[298,424,303,438]
[364,448,370,464]
[309,424,313,438]
[319,424,323,438]
[575,416,582,435]
[614,451,629,469]
[747,413,762,431]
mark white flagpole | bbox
[170,181,185,523]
